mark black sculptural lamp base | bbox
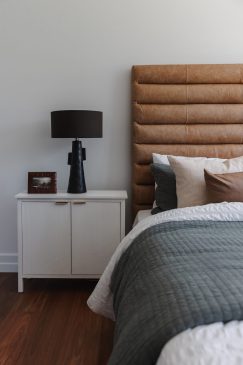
[67,139,87,194]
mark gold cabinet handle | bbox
[55,201,69,205]
[72,201,86,205]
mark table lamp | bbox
[51,110,103,193]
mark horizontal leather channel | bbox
[132,64,243,217]
[132,64,243,84]
[133,84,243,104]
[133,184,154,205]
[133,144,243,164]
[134,164,154,185]
[133,104,243,125]
[134,123,243,144]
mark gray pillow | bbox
[150,163,177,214]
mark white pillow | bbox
[168,155,243,208]
[152,153,169,165]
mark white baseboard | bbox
[0,253,18,272]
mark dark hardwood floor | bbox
[0,274,114,365]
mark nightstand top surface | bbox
[15,190,128,200]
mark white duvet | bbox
[87,203,243,364]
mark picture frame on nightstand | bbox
[28,172,57,194]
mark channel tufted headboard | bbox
[132,64,243,217]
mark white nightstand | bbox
[15,190,127,292]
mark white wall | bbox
[0,0,243,270]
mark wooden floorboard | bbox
[0,274,114,365]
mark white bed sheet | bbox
[158,321,243,365]
[132,209,151,227]
[88,202,243,364]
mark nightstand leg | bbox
[18,275,24,293]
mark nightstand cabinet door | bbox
[22,202,71,275]
[72,201,121,275]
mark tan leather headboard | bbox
[132,64,243,217]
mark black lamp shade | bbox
[51,110,102,138]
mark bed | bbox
[88,64,243,364]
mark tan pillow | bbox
[204,170,243,203]
[168,155,243,208]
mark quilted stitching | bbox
[109,221,243,365]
